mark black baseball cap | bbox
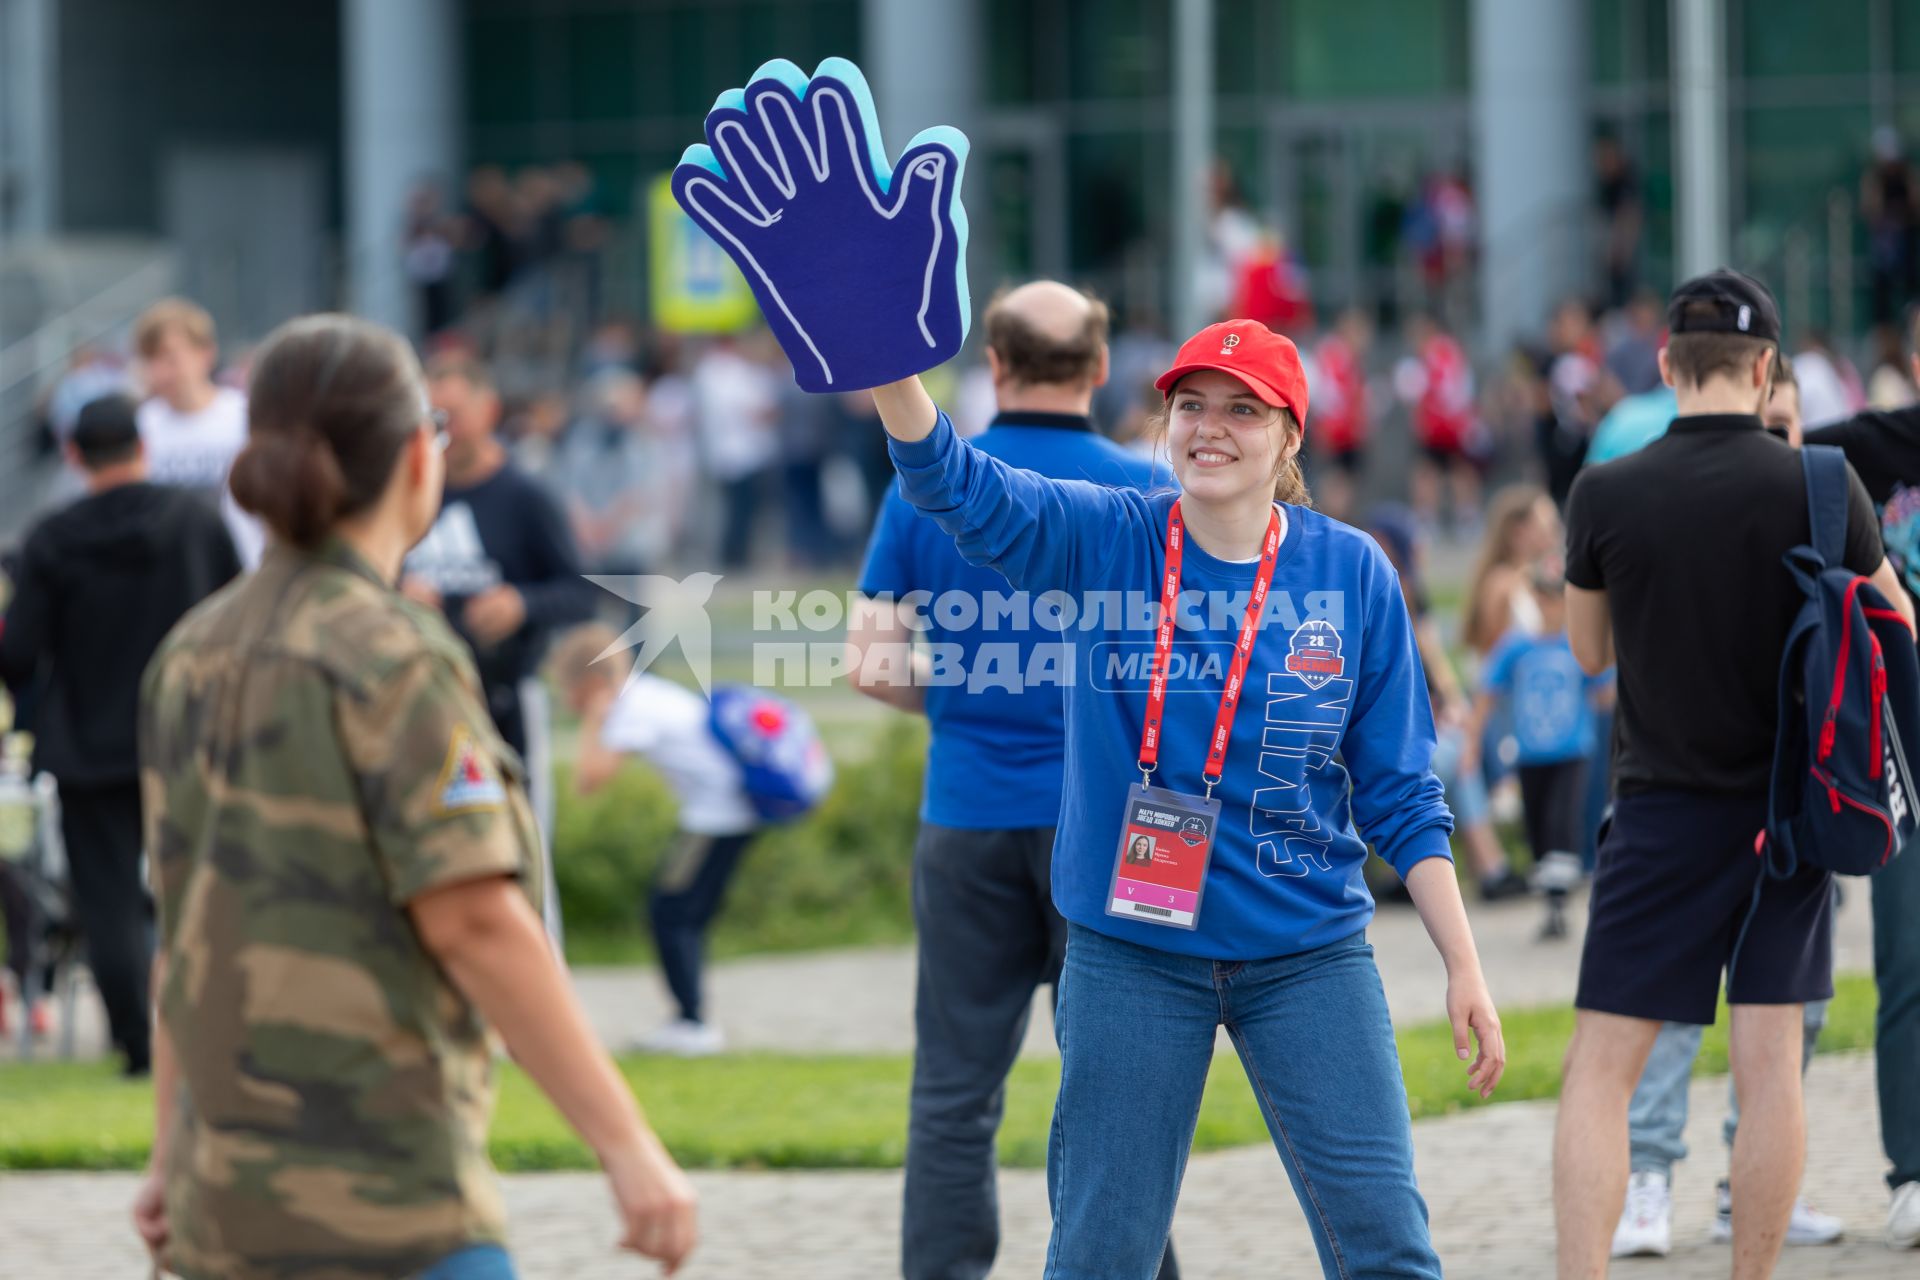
[1667,268,1781,343]
[70,393,141,456]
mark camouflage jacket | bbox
[139,538,543,1280]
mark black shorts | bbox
[1575,788,1833,1025]
[1419,440,1467,468]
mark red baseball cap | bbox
[1154,320,1311,432]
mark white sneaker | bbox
[1611,1170,1673,1258]
[636,1018,725,1057]
[1709,1180,1843,1245]
[1890,1181,1920,1249]
[1532,851,1585,895]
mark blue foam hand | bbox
[672,57,971,394]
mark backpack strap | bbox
[1801,444,1851,568]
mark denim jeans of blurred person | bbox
[1430,724,1490,830]
[782,459,838,568]
[1046,925,1440,1280]
[418,1244,518,1279]
[720,470,769,569]
[1874,838,1920,1190]
[650,832,756,1025]
[1580,708,1614,871]
[903,826,1180,1280]
[1628,1000,1828,1179]
[1479,701,1516,792]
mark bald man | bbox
[851,282,1178,1280]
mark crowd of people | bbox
[3,163,1920,1279]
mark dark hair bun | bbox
[229,426,349,549]
[235,314,424,549]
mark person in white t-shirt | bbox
[133,298,264,567]
[690,334,780,568]
[552,624,763,1057]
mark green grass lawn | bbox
[0,976,1877,1173]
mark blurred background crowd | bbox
[2,0,1920,1027]
[1,0,1919,560]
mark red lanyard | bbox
[1137,499,1283,796]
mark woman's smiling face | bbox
[1165,369,1297,506]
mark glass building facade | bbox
[460,0,1920,340]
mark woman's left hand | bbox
[1446,970,1506,1099]
[131,1167,169,1259]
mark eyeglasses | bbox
[427,408,450,453]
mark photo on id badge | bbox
[1107,785,1220,930]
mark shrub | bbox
[553,718,928,959]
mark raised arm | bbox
[867,377,1138,597]
[871,376,939,443]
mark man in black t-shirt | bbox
[402,354,596,938]
[1802,309,1920,1248]
[1550,271,1915,1275]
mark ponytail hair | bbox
[230,314,424,550]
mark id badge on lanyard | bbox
[1105,500,1280,931]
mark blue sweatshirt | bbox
[890,413,1453,960]
[860,412,1163,829]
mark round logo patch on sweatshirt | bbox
[1284,619,1345,690]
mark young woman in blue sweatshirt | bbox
[870,319,1505,1279]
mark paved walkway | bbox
[5,1052,1909,1278]
[3,882,1898,1277]
[580,878,1877,1056]
[6,878,1878,1063]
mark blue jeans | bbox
[1045,925,1440,1280]
[418,1244,518,1279]
[1579,709,1613,871]
[902,825,1181,1280]
[650,831,756,1024]
[1873,840,1920,1188]
[1627,1000,1828,1177]
[1430,724,1489,826]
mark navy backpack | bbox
[707,685,835,823]
[1763,445,1920,877]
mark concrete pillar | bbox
[0,0,58,238]
[1672,0,1730,278]
[861,0,976,154]
[1171,0,1215,339]
[862,0,981,301]
[343,0,459,336]
[1471,0,1588,351]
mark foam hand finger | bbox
[672,146,773,249]
[744,64,823,193]
[671,56,972,394]
[806,60,884,190]
[890,135,965,224]
[703,80,796,220]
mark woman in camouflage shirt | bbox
[134,314,697,1280]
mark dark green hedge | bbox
[554,718,928,960]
